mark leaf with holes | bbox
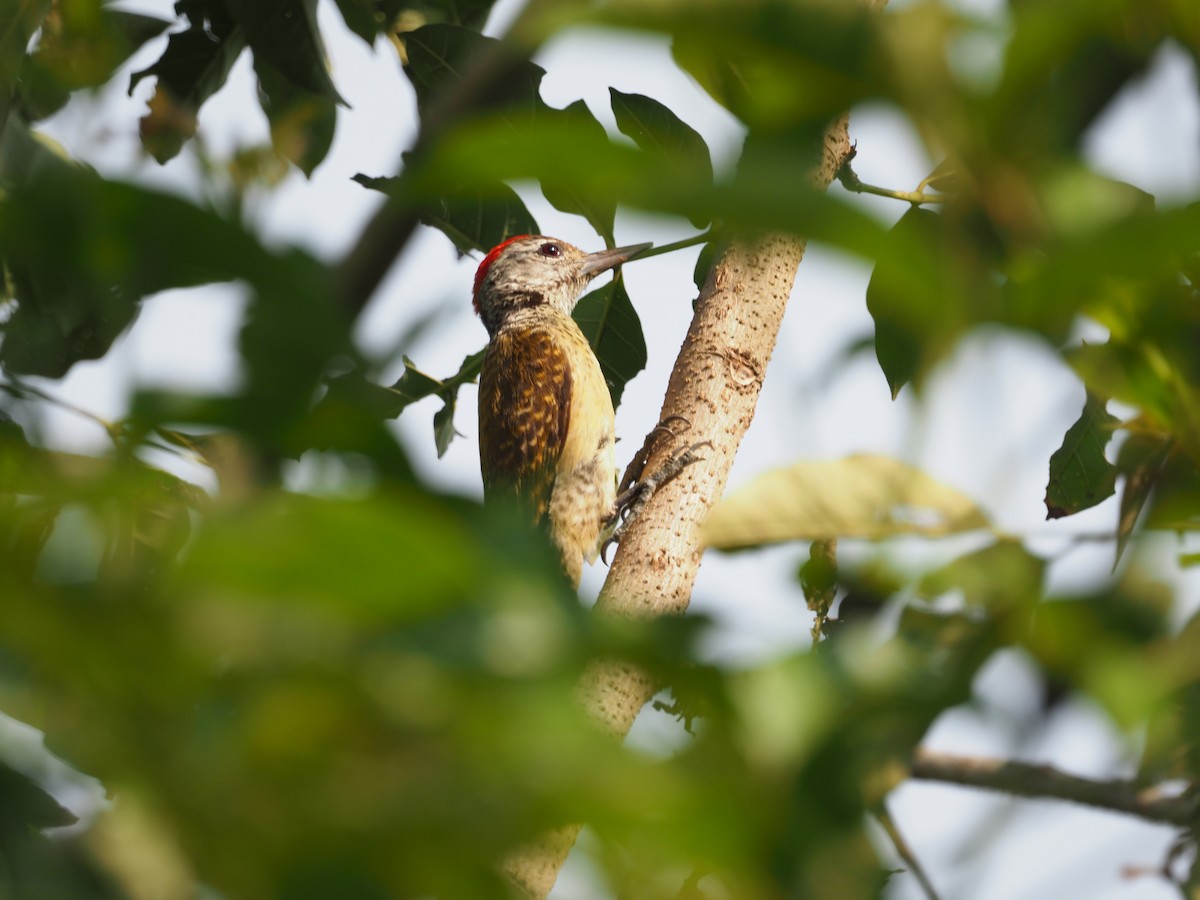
[128,0,247,162]
[1045,393,1118,519]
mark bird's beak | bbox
[579,242,653,278]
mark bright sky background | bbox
[20,0,1200,896]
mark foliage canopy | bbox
[1,0,1199,898]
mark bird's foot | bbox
[601,422,710,564]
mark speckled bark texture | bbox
[583,118,856,732]
[501,115,860,898]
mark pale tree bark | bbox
[501,86,878,900]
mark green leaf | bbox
[433,394,458,458]
[15,8,171,122]
[313,351,484,457]
[1044,393,1118,520]
[333,0,381,44]
[1068,340,1200,464]
[610,88,713,229]
[354,173,538,256]
[799,539,837,628]
[692,238,720,293]
[989,2,1157,157]
[663,2,876,132]
[376,0,498,33]
[701,454,990,550]
[177,489,482,620]
[128,0,247,163]
[254,55,337,176]
[918,540,1044,613]
[410,113,886,257]
[0,163,337,383]
[0,764,76,829]
[572,277,646,409]
[865,206,990,398]
[0,0,50,130]
[402,23,544,119]
[226,0,347,105]
[1114,433,1173,567]
[0,112,72,188]
[540,100,616,243]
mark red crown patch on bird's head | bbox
[473,235,533,316]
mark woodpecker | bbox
[474,235,650,587]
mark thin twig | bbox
[874,803,941,900]
[837,158,947,206]
[1,379,120,441]
[910,749,1197,826]
[632,230,717,261]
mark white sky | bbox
[21,0,1200,897]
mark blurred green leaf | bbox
[572,277,646,409]
[662,0,878,132]
[0,0,50,130]
[15,8,170,122]
[313,351,483,457]
[128,0,247,163]
[402,23,542,118]
[0,113,73,185]
[333,0,381,44]
[540,100,617,243]
[1115,433,1175,565]
[380,0,497,34]
[0,763,75,829]
[254,55,337,176]
[354,172,538,256]
[1069,340,1200,464]
[866,206,993,398]
[989,0,1159,158]
[918,540,1044,614]
[226,0,346,105]
[0,163,337,380]
[178,489,479,619]
[410,114,886,256]
[610,88,712,229]
[1044,393,1118,519]
[702,454,990,550]
[692,237,720,293]
[1024,575,1172,727]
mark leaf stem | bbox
[874,803,941,900]
[631,230,716,261]
[836,157,947,206]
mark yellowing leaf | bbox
[701,454,989,550]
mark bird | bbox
[474,234,651,587]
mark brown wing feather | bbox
[478,328,573,523]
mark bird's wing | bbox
[478,328,573,523]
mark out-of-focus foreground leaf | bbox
[702,454,990,551]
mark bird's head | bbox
[472,235,651,335]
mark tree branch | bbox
[501,6,890,896]
[910,749,1197,826]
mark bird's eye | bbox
[538,242,561,258]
